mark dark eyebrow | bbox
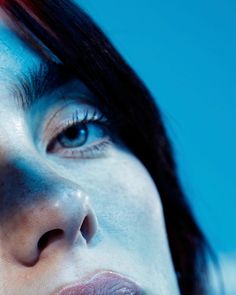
[11,62,74,111]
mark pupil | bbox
[65,126,80,139]
[58,123,88,148]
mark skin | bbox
[0,16,180,295]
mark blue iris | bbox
[58,123,88,148]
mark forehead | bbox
[0,18,41,84]
[0,19,96,114]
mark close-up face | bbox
[0,16,180,295]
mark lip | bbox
[56,271,145,295]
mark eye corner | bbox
[45,139,55,154]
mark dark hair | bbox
[1,1,212,294]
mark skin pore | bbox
[0,17,180,295]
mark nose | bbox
[0,156,97,266]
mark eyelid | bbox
[48,136,112,159]
[42,102,108,153]
[47,109,107,152]
[43,97,94,138]
[43,103,112,158]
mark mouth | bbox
[56,271,145,295]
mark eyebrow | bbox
[11,62,75,111]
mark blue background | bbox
[78,1,235,293]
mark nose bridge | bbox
[0,155,63,218]
[0,154,98,266]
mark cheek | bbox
[54,147,165,256]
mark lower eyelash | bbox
[47,108,111,154]
[57,136,112,159]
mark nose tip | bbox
[4,188,97,266]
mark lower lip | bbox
[57,271,144,295]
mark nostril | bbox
[80,215,93,242]
[37,229,64,252]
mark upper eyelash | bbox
[68,108,106,129]
[47,108,108,152]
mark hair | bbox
[1,1,213,294]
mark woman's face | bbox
[0,19,179,295]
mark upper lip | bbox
[55,270,145,295]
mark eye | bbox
[57,123,88,148]
[46,107,112,158]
